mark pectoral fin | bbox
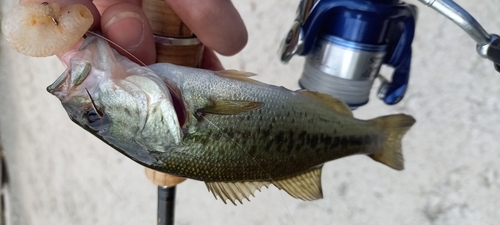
[272,165,324,201]
[199,100,263,115]
[214,70,263,85]
[298,90,352,116]
[205,181,271,205]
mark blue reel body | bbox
[285,0,417,107]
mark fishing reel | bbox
[280,0,500,108]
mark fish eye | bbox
[84,108,102,124]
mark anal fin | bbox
[273,165,324,201]
[205,181,271,205]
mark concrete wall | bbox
[1,0,499,224]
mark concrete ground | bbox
[1,0,499,224]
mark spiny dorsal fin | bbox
[272,165,324,201]
[298,90,352,116]
[205,181,271,205]
[199,100,263,115]
[214,70,263,85]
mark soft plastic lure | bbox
[1,1,93,57]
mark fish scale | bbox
[49,36,415,204]
[145,68,386,181]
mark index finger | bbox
[165,0,248,56]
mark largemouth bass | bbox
[48,36,416,204]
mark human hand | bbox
[18,0,248,70]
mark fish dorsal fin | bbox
[214,70,263,85]
[272,165,324,201]
[205,181,271,205]
[298,90,352,116]
[199,100,263,115]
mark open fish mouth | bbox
[47,69,71,99]
[47,61,92,99]
[46,35,120,104]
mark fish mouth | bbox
[48,36,98,99]
[47,60,92,98]
[47,69,70,99]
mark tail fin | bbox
[369,114,416,170]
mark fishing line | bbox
[85,31,148,67]
[87,31,185,106]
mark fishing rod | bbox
[0,137,9,225]
[141,0,204,224]
[279,0,500,108]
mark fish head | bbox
[46,37,110,132]
[47,35,183,166]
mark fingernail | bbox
[104,12,144,51]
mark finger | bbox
[93,0,141,15]
[201,47,224,71]
[165,0,248,56]
[101,2,156,65]
[19,0,101,29]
